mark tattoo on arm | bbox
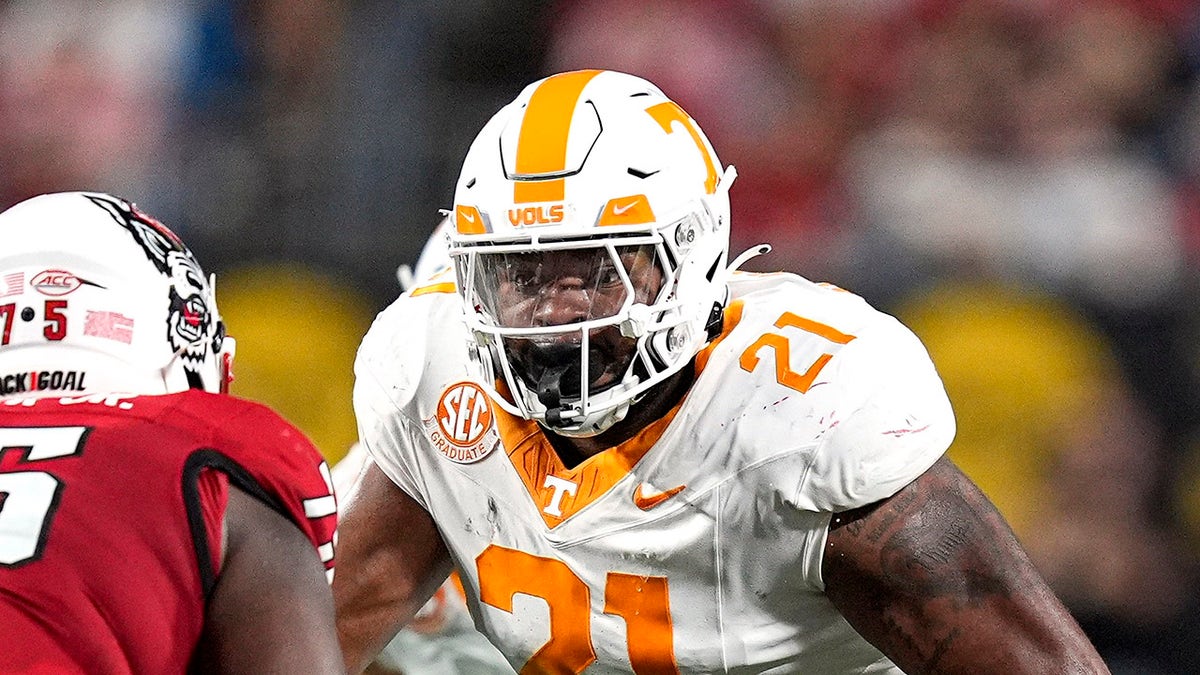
[824,457,1107,674]
[877,486,1019,600]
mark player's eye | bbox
[507,263,541,290]
[594,262,622,287]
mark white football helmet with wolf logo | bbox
[448,70,760,436]
[0,191,234,397]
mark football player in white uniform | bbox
[334,70,1108,673]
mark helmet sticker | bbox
[31,269,103,297]
[165,250,215,361]
[84,193,219,374]
[1,272,23,298]
[85,193,186,276]
[0,369,88,395]
[83,310,134,344]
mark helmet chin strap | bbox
[513,341,581,429]
[536,360,579,429]
[523,338,644,433]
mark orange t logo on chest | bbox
[542,475,578,517]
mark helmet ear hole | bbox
[213,320,228,352]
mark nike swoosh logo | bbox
[633,482,685,510]
[612,199,640,216]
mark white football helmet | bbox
[0,191,234,397]
[448,70,754,436]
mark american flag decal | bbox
[84,310,134,344]
[1,272,23,297]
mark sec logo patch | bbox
[423,381,499,463]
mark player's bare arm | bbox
[194,486,346,674]
[333,461,454,674]
[823,456,1110,674]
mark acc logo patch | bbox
[422,381,499,464]
[31,269,86,296]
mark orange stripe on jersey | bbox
[409,281,456,297]
[449,571,467,601]
[513,70,602,204]
[494,398,684,529]
[779,312,855,344]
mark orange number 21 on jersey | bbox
[739,311,856,393]
[478,545,678,674]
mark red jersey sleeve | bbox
[172,391,339,586]
[0,390,337,673]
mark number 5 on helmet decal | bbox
[43,300,68,341]
[740,312,856,393]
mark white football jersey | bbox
[354,270,956,674]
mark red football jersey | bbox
[0,389,337,674]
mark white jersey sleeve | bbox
[708,273,955,514]
[352,272,472,511]
[795,314,956,512]
[708,274,955,596]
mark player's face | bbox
[473,245,663,396]
[487,245,660,328]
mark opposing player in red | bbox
[0,192,343,673]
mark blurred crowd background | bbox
[4,0,1200,671]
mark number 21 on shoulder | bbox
[740,311,856,393]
